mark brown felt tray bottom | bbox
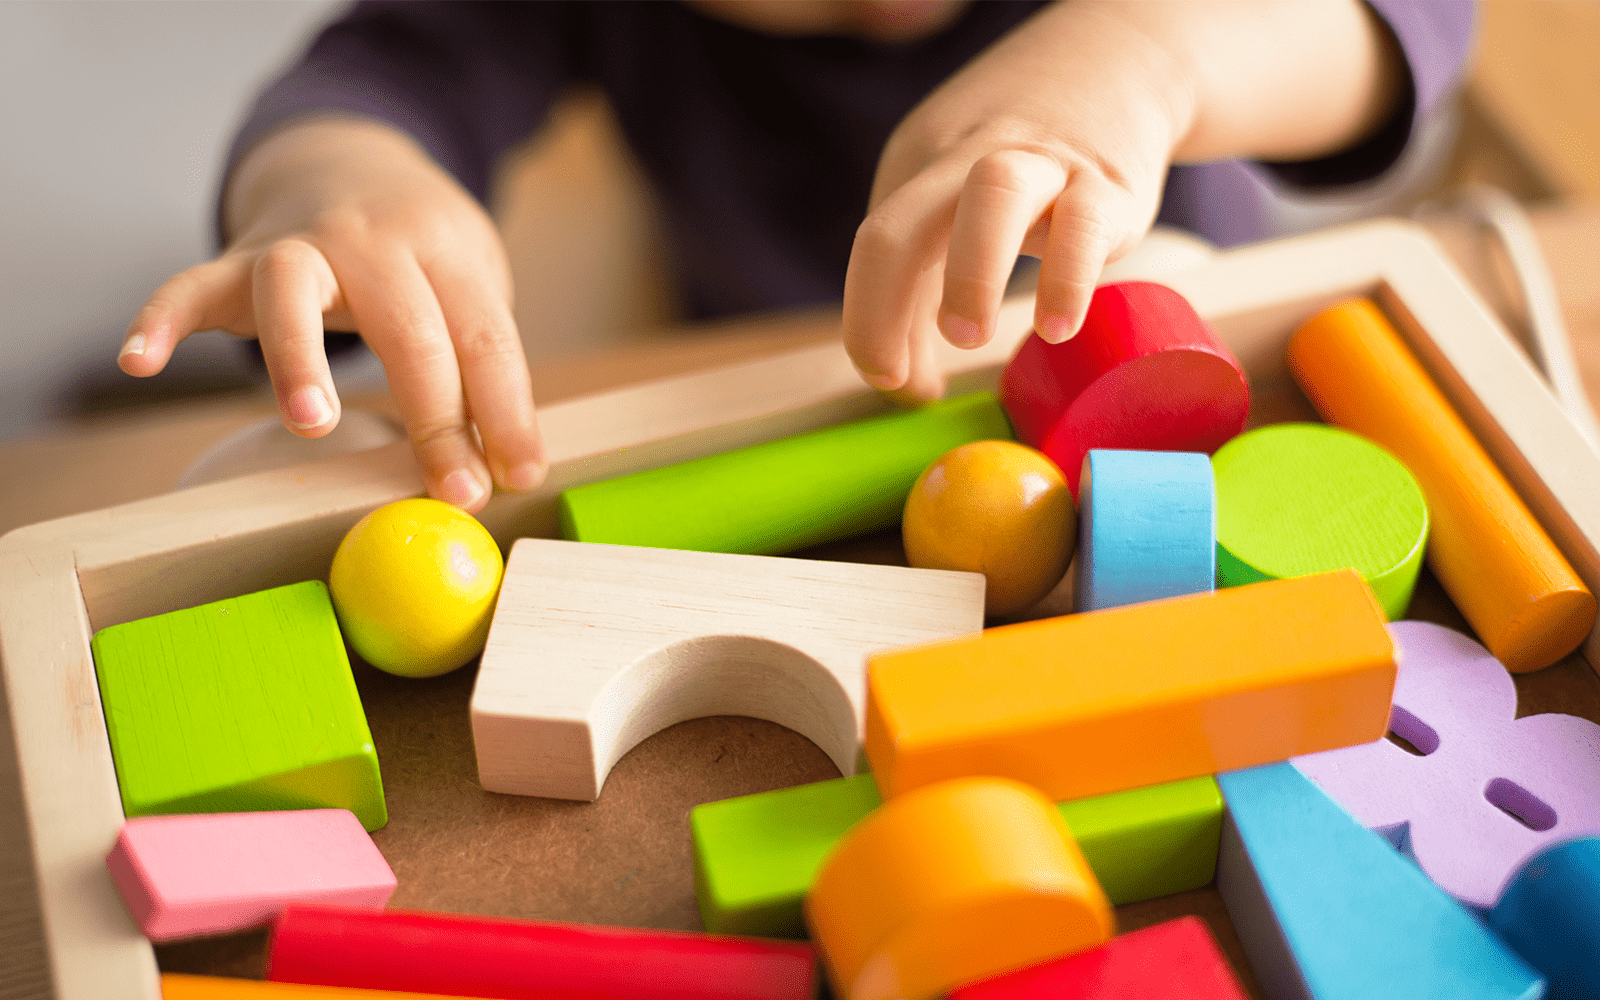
[151,383,1600,996]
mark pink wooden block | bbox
[1293,620,1600,908]
[106,808,396,941]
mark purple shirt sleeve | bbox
[1158,0,1478,247]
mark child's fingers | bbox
[1034,169,1131,343]
[333,249,491,512]
[252,239,343,438]
[426,261,547,493]
[938,150,1067,350]
[889,264,949,406]
[841,168,962,392]
[120,257,252,377]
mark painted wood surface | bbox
[1489,837,1600,1000]
[1289,298,1595,669]
[558,392,1011,554]
[162,974,489,999]
[691,773,1220,937]
[471,538,984,800]
[999,281,1248,499]
[806,778,1113,1000]
[8,221,1600,999]
[1074,449,1214,612]
[1292,620,1600,909]
[864,569,1396,801]
[90,581,385,830]
[948,916,1248,1000]
[902,440,1075,617]
[265,903,815,1000]
[1212,423,1428,620]
[1216,762,1544,1000]
[106,809,393,943]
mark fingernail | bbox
[119,333,147,359]
[505,460,545,492]
[288,386,334,429]
[940,315,983,349]
[856,366,902,391]
[441,469,487,508]
[1037,315,1074,344]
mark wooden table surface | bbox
[2,207,1598,997]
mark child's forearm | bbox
[1085,0,1405,165]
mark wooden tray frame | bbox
[5,220,1600,999]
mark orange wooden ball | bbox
[902,440,1077,616]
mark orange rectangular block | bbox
[160,973,483,999]
[864,569,1396,801]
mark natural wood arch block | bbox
[1213,423,1428,620]
[806,777,1113,1000]
[1289,298,1595,669]
[999,281,1249,499]
[470,539,985,800]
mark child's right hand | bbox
[120,117,544,512]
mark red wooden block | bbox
[949,916,1248,999]
[266,903,816,1000]
[999,281,1249,498]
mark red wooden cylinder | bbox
[267,904,816,1000]
[999,281,1249,499]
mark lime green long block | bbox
[691,771,1222,937]
[559,392,1013,554]
[91,580,387,831]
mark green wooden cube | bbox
[92,580,386,830]
[691,772,1221,937]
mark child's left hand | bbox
[842,0,1403,401]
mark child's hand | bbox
[842,0,1402,401]
[120,118,544,512]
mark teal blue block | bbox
[91,580,386,830]
[1216,763,1543,1000]
[1490,837,1600,1000]
[692,772,1222,937]
[1075,449,1215,612]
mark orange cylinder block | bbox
[805,777,1113,1000]
[864,570,1395,802]
[1288,298,1595,672]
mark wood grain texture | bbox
[1292,621,1600,909]
[999,281,1249,500]
[1212,424,1428,620]
[265,903,815,1000]
[7,220,1600,998]
[107,810,395,943]
[471,539,985,800]
[691,773,1219,938]
[865,569,1396,802]
[806,778,1113,1000]
[949,916,1248,1000]
[1216,763,1543,1000]
[1290,298,1595,669]
[1074,449,1214,613]
[91,581,385,830]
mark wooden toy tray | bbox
[5,220,1600,999]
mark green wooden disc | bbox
[1213,423,1428,620]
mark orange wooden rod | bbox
[1288,298,1595,672]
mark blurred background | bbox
[0,0,1594,446]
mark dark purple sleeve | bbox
[224,1,578,213]
[1158,0,1478,247]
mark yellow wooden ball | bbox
[329,498,504,678]
[902,440,1077,616]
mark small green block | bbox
[691,772,1222,937]
[91,580,386,830]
